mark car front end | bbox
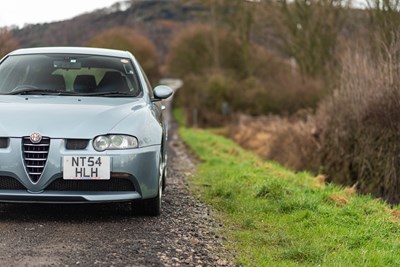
[0,96,161,204]
[0,47,172,215]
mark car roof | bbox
[8,47,133,58]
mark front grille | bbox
[23,137,50,183]
[0,176,26,190]
[65,139,89,150]
[46,178,135,192]
[0,138,8,148]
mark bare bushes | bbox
[0,30,18,58]
[278,0,344,78]
[178,71,234,126]
[228,113,320,172]
[317,48,400,203]
[167,25,249,79]
[168,24,325,127]
[229,46,400,204]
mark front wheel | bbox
[131,190,161,216]
[162,165,167,192]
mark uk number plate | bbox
[63,156,110,180]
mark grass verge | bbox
[178,125,400,266]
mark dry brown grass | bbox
[386,208,400,223]
[344,185,357,196]
[227,112,320,172]
[329,192,349,207]
[312,175,327,189]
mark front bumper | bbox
[0,190,141,203]
[0,138,161,203]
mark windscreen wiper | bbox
[87,91,135,97]
[6,87,75,95]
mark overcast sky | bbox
[0,0,119,28]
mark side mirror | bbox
[153,85,173,101]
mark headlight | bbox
[93,135,138,151]
[93,136,110,151]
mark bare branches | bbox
[0,29,18,58]
[278,0,345,78]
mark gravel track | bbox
[0,111,235,267]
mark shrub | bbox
[316,47,400,203]
[174,71,235,127]
[86,28,160,83]
[227,113,320,172]
[167,25,213,78]
[228,44,400,204]
[0,30,19,58]
[167,24,248,78]
[168,24,326,126]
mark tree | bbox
[86,28,160,83]
[166,24,253,126]
[182,0,261,77]
[0,29,19,58]
[278,0,345,78]
[167,24,248,78]
[215,0,259,77]
[368,0,400,60]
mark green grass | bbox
[178,126,400,266]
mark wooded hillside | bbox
[10,0,206,59]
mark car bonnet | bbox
[0,95,146,139]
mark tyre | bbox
[131,190,161,216]
[162,165,167,191]
[161,138,168,191]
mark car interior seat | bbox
[35,74,66,91]
[97,71,130,93]
[73,75,97,93]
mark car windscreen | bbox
[0,54,142,96]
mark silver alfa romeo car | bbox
[0,47,173,216]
